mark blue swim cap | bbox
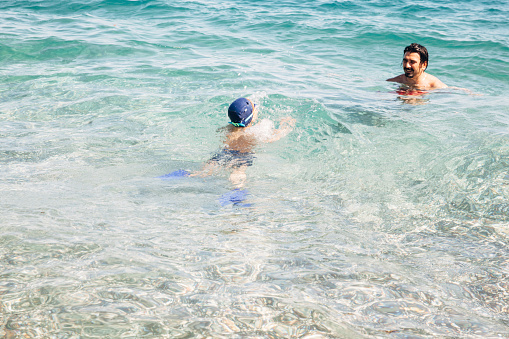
[228,97,254,127]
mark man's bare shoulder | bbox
[386,74,406,83]
[427,74,447,89]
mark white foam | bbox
[247,118,276,143]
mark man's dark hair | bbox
[404,43,429,70]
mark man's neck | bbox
[405,72,427,86]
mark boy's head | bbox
[228,97,254,127]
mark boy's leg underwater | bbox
[229,165,248,188]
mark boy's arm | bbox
[265,117,296,143]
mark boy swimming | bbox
[190,97,296,188]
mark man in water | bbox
[191,97,296,188]
[387,43,447,91]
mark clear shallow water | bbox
[1,0,509,337]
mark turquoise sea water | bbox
[1,0,509,337]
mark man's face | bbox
[402,52,426,78]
